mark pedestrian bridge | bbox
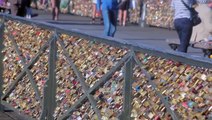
[0,14,211,120]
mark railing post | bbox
[119,55,134,120]
[57,38,102,119]
[40,32,57,120]
[0,18,5,111]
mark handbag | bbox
[181,0,201,26]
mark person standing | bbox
[97,0,118,37]
[118,0,130,26]
[171,0,194,53]
[8,0,20,15]
[92,0,103,24]
[91,0,97,24]
[22,0,32,19]
[51,0,60,20]
[17,0,26,17]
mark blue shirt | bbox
[97,0,118,11]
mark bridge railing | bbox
[0,14,211,120]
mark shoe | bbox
[100,18,103,24]
[53,14,59,21]
[54,16,58,21]
[123,22,126,26]
[91,18,95,24]
[26,15,30,19]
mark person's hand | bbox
[192,4,198,8]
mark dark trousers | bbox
[174,18,193,53]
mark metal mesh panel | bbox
[0,14,212,120]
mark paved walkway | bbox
[32,9,203,57]
[0,111,21,120]
[0,105,24,120]
[0,112,13,120]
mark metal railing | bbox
[0,14,212,120]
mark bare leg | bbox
[42,0,45,5]
[55,6,59,20]
[92,3,96,23]
[118,9,123,26]
[41,0,46,9]
[10,4,18,15]
[51,0,55,20]
[123,10,127,26]
[51,0,59,20]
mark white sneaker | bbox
[26,15,31,19]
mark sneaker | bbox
[123,22,126,26]
[26,15,31,19]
